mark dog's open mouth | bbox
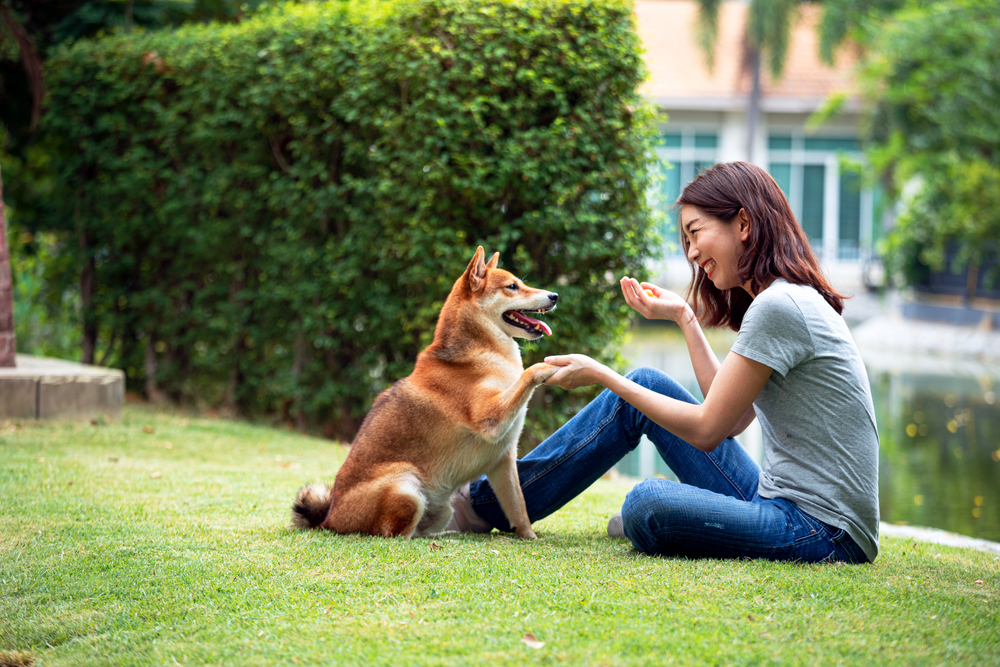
[503,309,553,336]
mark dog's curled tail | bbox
[291,483,334,529]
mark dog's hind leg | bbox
[326,469,426,538]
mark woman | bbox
[447,162,879,563]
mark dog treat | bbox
[644,289,655,297]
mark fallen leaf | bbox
[973,580,984,586]
[143,425,154,434]
[258,630,264,637]
[521,633,545,649]
[409,611,415,618]
[430,541,443,551]
[164,441,173,449]
[150,472,162,478]
[491,549,500,555]
[37,457,45,463]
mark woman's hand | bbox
[619,277,694,325]
[543,354,613,390]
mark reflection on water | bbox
[621,324,1000,542]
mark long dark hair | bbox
[676,162,847,331]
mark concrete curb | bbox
[880,522,1000,554]
[0,354,124,421]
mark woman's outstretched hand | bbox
[619,277,693,324]
[543,354,612,390]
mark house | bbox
[635,0,881,292]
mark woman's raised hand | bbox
[619,277,692,324]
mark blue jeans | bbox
[468,367,869,564]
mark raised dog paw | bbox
[527,362,558,385]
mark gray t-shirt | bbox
[731,279,879,561]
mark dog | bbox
[291,246,558,539]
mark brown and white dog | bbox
[291,246,558,539]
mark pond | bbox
[618,324,1000,542]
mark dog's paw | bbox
[527,362,558,385]
[515,526,538,540]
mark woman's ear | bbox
[738,208,752,242]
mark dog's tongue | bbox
[513,311,552,336]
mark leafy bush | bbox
[37,0,661,442]
[860,0,1000,288]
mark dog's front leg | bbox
[473,363,557,442]
[485,447,536,539]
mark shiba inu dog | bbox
[291,246,558,539]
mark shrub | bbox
[38,0,661,442]
[861,0,1000,288]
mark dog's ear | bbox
[486,252,500,270]
[467,246,488,292]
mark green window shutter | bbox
[768,135,793,150]
[801,165,825,242]
[839,170,862,259]
[768,162,792,202]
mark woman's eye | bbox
[507,283,519,291]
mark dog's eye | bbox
[506,283,519,291]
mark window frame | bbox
[655,125,720,256]
[767,130,875,262]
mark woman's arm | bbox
[619,277,757,437]
[544,351,772,452]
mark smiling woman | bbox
[677,162,847,331]
[447,162,880,566]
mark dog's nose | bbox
[548,293,559,304]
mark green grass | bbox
[1,406,998,666]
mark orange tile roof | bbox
[635,0,858,111]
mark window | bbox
[656,129,719,254]
[767,133,877,262]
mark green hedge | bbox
[39,0,660,442]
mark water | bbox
[619,324,1000,542]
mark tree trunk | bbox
[145,336,164,402]
[80,233,96,364]
[0,166,16,367]
[223,271,245,416]
[745,47,762,164]
[292,327,307,432]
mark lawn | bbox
[1,406,997,666]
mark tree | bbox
[0,2,38,367]
[850,0,1000,288]
[0,165,14,366]
[695,0,800,162]
[815,0,907,65]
